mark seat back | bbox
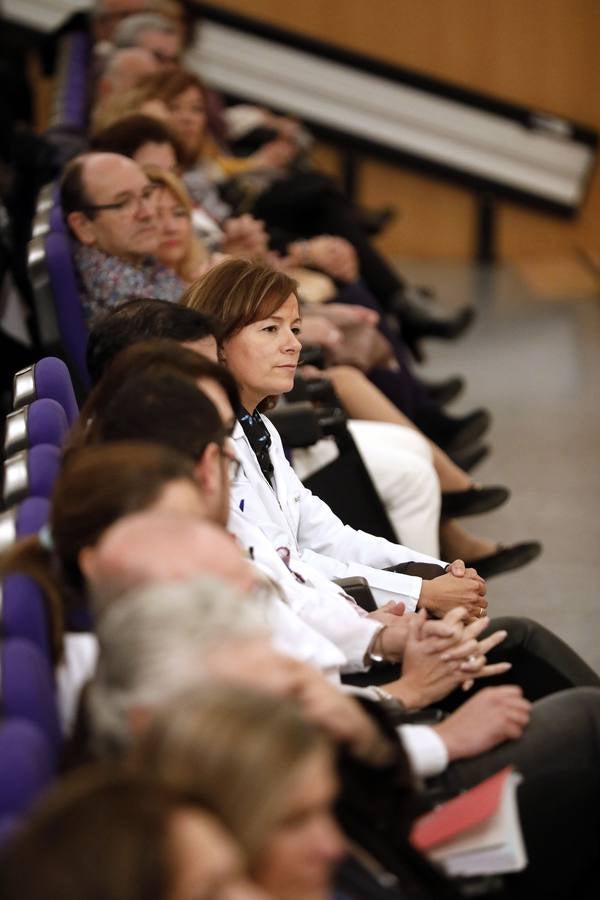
[4,399,69,457]
[0,638,62,755]
[14,357,80,425]
[1,574,51,661]
[41,235,90,391]
[0,496,51,556]
[0,719,55,819]
[3,445,61,507]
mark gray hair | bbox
[114,12,178,46]
[87,577,267,757]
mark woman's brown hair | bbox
[0,765,196,900]
[0,443,196,663]
[182,258,299,411]
[133,684,333,869]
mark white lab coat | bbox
[232,513,381,672]
[229,416,446,610]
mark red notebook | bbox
[410,766,527,877]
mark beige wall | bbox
[206,0,600,261]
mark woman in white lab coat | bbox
[182,257,490,619]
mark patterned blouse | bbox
[73,244,186,322]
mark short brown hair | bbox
[181,259,298,411]
[182,258,298,343]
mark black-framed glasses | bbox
[81,183,158,217]
[150,48,180,66]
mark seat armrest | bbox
[333,576,377,612]
[266,402,322,448]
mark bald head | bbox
[85,511,257,611]
[62,152,159,261]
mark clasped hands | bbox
[368,601,510,709]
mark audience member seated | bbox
[113,12,182,69]
[0,766,256,900]
[184,259,541,580]
[146,166,215,281]
[94,46,159,100]
[74,342,598,711]
[60,151,185,319]
[87,577,600,899]
[85,299,537,570]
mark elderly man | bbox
[113,12,182,68]
[96,46,159,99]
[88,577,600,900]
[61,152,185,320]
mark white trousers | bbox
[292,419,441,557]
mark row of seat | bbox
[0,358,83,839]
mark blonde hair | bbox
[132,684,332,868]
[144,166,209,280]
[90,84,169,135]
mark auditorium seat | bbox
[1,574,52,662]
[4,399,69,458]
[26,227,90,391]
[3,445,61,508]
[0,639,62,758]
[13,357,80,426]
[0,719,55,822]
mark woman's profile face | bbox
[168,808,270,900]
[154,187,192,268]
[253,749,345,900]
[221,294,302,412]
[167,85,207,155]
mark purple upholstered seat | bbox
[49,201,67,234]
[3,444,61,507]
[16,497,51,537]
[13,357,80,425]
[1,574,51,661]
[1,639,62,756]
[62,32,91,128]
[43,233,90,389]
[0,496,50,556]
[4,398,69,457]
[0,719,55,819]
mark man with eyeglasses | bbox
[61,152,186,321]
[113,12,183,70]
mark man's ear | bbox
[78,545,97,582]
[67,210,97,246]
[194,444,221,495]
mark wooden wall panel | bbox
[205,0,600,261]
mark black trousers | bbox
[343,615,600,702]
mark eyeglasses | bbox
[81,183,158,217]
[150,49,180,66]
[220,446,241,481]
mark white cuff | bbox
[398,724,449,778]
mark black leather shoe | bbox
[441,485,509,518]
[415,407,491,454]
[422,375,465,407]
[392,286,475,341]
[466,542,542,579]
[449,443,491,472]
